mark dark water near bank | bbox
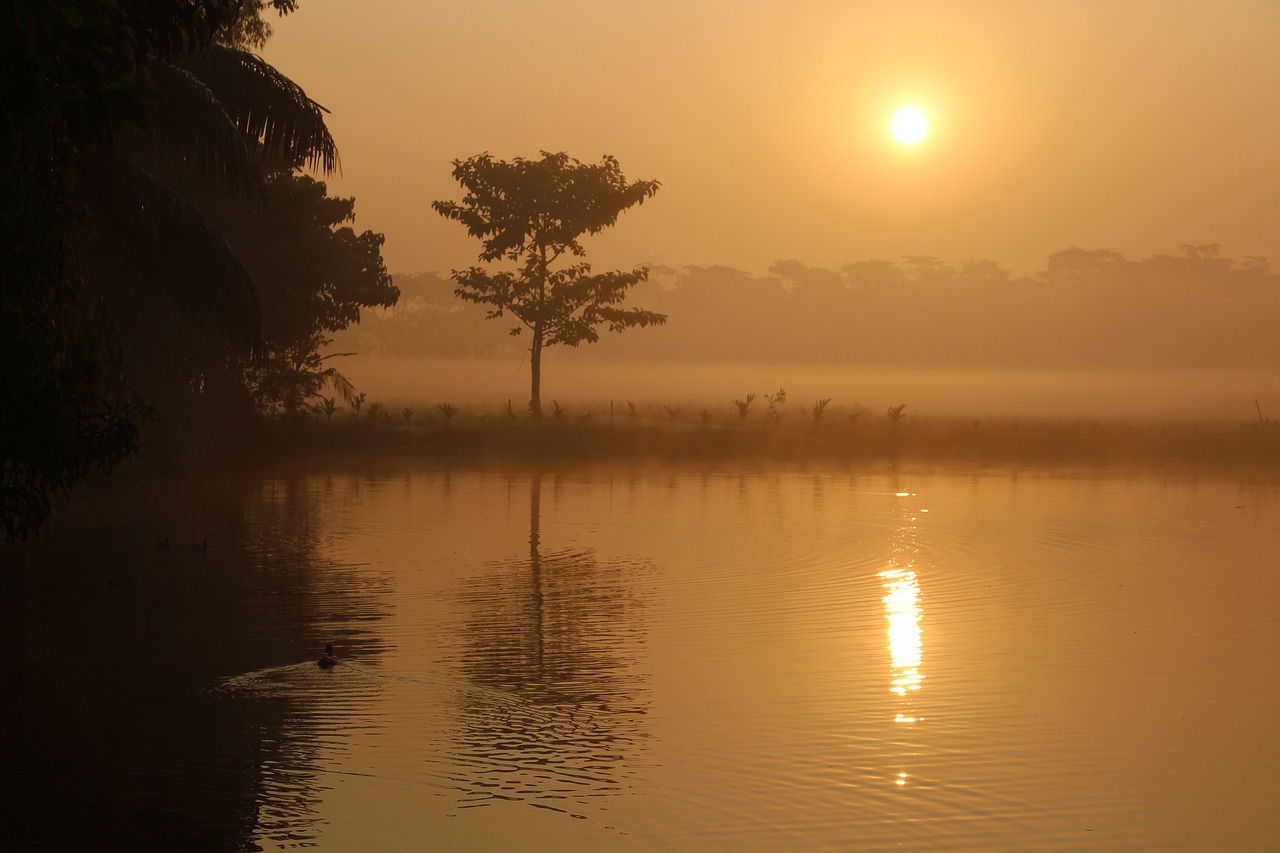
[3,464,1279,851]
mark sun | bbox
[890,106,928,145]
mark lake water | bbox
[3,463,1279,851]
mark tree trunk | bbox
[529,328,543,421]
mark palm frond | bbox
[74,146,264,353]
[177,46,339,175]
[128,61,268,206]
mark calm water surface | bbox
[3,464,1279,851]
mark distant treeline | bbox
[336,245,1280,370]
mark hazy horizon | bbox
[262,1,1280,279]
[252,2,1280,424]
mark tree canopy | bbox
[433,151,664,419]
[1,0,381,540]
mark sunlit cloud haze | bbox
[264,1,1280,278]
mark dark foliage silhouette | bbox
[433,151,665,420]
[1,0,353,539]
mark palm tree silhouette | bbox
[76,33,338,352]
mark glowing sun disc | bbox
[891,107,928,144]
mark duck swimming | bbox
[318,643,337,669]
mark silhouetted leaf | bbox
[75,146,264,353]
[177,46,338,175]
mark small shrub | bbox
[315,397,341,422]
[764,388,787,427]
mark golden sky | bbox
[263,1,1280,277]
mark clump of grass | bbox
[764,388,787,427]
[438,402,460,428]
[810,398,832,425]
[316,397,341,422]
[733,392,757,424]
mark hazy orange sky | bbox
[263,1,1279,278]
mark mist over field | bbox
[333,356,1276,423]
[333,253,1280,423]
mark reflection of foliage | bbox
[447,474,652,815]
[452,546,652,811]
[3,465,390,848]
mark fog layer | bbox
[332,250,1280,421]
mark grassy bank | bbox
[188,410,1280,474]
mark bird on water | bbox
[318,643,337,669]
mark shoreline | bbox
[141,414,1280,477]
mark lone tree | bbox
[433,151,665,420]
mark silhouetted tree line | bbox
[342,244,1278,371]
[2,1,394,540]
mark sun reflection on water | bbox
[879,491,925,729]
[880,561,924,760]
[881,566,923,700]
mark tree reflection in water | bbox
[0,471,392,852]
[445,472,653,818]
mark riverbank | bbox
[142,412,1280,476]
